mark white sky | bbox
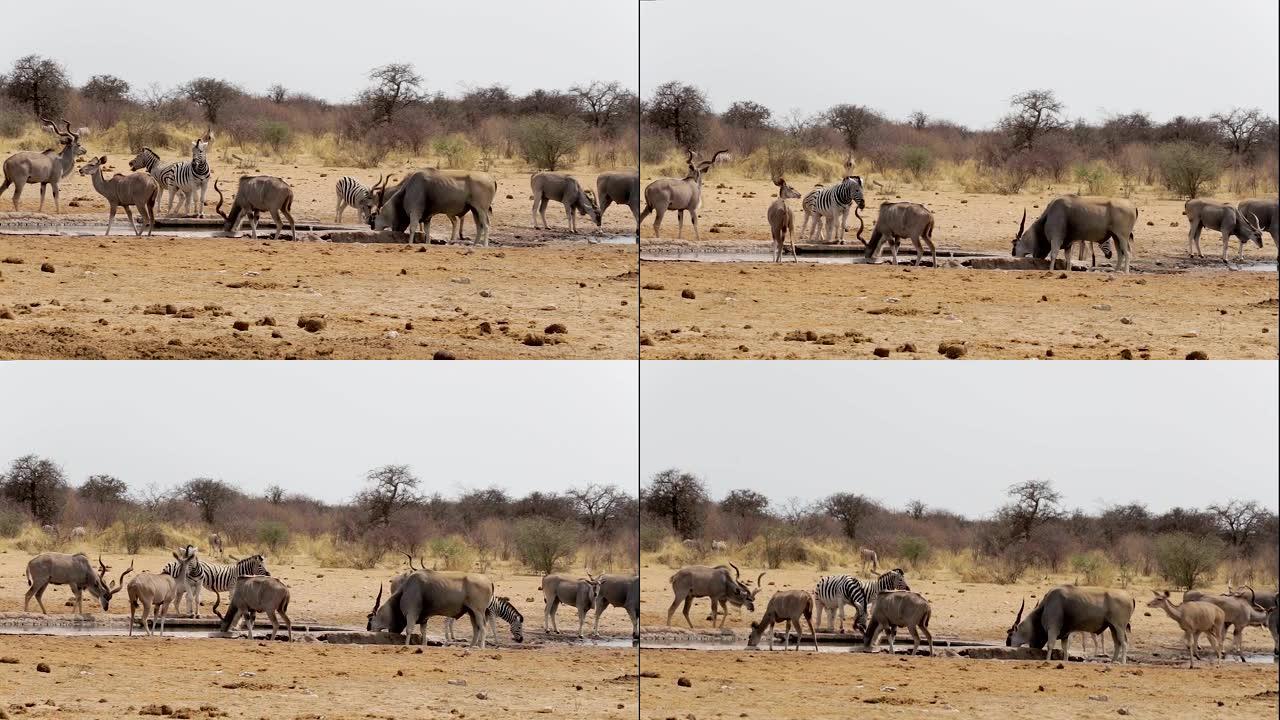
[641,0,1280,127]
[4,1,638,101]
[641,362,1279,517]
[0,362,638,504]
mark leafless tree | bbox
[823,492,879,541]
[998,479,1062,543]
[1211,108,1269,155]
[183,77,241,123]
[1,454,68,525]
[2,54,70,117]
[824,103,882,152]
[1208,500,1268,549]
[566,483,629,531]
[180,478,240,526]
[644,81,711,150]
[908,110,929,131]
[267,84,288,104]
[643,468,709,537]
[354,464,421,528]
[999,89,1067,151]
[906,500,927,520]
[360,63,423,126]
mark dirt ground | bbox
[638,172,1278,359]
[0,545,638,718]
[637,560,1278,718]
[0,159,638,360]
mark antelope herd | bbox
[18,543,639,649]
[662,550,1278,667]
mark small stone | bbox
[544,323,567,334]
[475,692,488,700]
[232,320,250,331]
[478,321,492,334]
[1091,304,1111,311]
[677,677,692,687]
[384,330,399,339]
[1185,351,1208,360]
[1119,317,1132,325]
[872,347,890,358]
[433,350,456,360]
[447,679,467,686]
[40,262,54,273]
[479,290,492,298]
[36,662,50,673]
[1118,349,1133,360]
[681,289,696,299]
[299,316,325,332]
[1089,695,1108,702]
[271,330,283,339]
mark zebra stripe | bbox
[164,136,212,216]
[334,176,372,222]
[162,554,269,617]
[129,148,182,207]
[807,176,865,242]
[444,596,525,642]
[813,569,909,631]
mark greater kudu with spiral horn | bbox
[667,562,761,628]
[1,118,85,212]
[25,552,131,614]
[639,149,728,240]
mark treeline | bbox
[0,54,638,170]
[642,82,1280,197]
[642,469,1279,590]
[0,454,637,574]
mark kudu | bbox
[591,573,640,638]
[667,563,761,628]
[639,150,728,240]
[862,590,934,656]
[25,553,130,614]
[368,570,495,647]
[541,573,601,637]
[1183,590,1267,661]
[78,156,159,236]
[858,547,879,574]
[128,550,196,637]
[1185,199,1265,266]
[530,172,601,233]
[215,177,296,239]
[865,202,937,267]
[0,118,85,212]
[747,589,819,651]
[1148,591,1224,668]
[596,171,641,227]
[368,170,497,246]
[767,177,802,262]
[219,575,293,641]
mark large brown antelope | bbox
[1013,196,1138,273]
[862,590,934,656]
[1237,198,1278,249]
[596,171,641,227]
[1148,591,1224,668]
[1006,585,1134,663]
[127,553,192,637]
[1185,199,1264,266]
[369,170,497,246]
[218,575,293,641]
[530,172,600,233]
[667,563,761,628]
[540,573,601,637]
[78,156,159,237]
[766,177,801,262]
[0,118,85,212]
[639,150,728,240]
[25,552,130,614]
[864,202,937,267]
[1229,585,1278,611]
[591,573,639,638]
[214,177,296,240]
[368,570,494,647]
[746,590,818,651]
[1182,590,1267,661]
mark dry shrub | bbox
[738,142,844,182]
[950,160,995,193]
[311,535,387,569]
[1069,550,1115,586]
[1072,161,1118,196]
[653,537,708,568]
[512,518,579,574]
[425,535,477,571]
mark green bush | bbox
[1069,550,1114,586]
[513,518,578,574]
[898,536,930,569]
[427,535,476,571]
[259,121,292,154]
[1156,142,1224,198]
[430,133,476,169]
[638,522,666,553]
[257,521,290,556]
[899,146,936,184]
[1073,161,1118,195]
[1154,533,1222,589]
[513,115,585,171]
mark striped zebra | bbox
[128,147,185,213]
[443,595,525,643]
[806,175,866,244]
[813,568,909,633]
[163,553,269,618]
[800,184,825,240]
[164,132,213,217]
[334,174,383,223]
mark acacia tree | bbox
[267,83,288,104]
[569,80,636,134]
[720,489,770,518]
[355,464,420,528]
[998,479,1062,543]
[643,468,709,538]
[2,54,70,117]
[823,492,878,541]
[1211,108,1269,155]
[180,478,239,526]
[360,63,423,125]
[1208,500,1269,550]
[566,483,630,531]
[1,454,68,524]
[722,101,772,130]
[824,104,882,152]
[79,474,128,505]
[644,81,711,150]
[999,89,1067,151]
[183,77,240,124]
[82,75,131,105]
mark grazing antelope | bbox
[1185,198,1265,266]
[1148,590,1224,668]
[858,547,879,573]
[667,563,761,629]
[864,202,937,267]
[530,172,601,233]
[767,177,801,262]
[1012,196,1138,273]
[540,573,601,637]
[25,553,129,614]
[219,575,292,641]
[746,590,818,651]
[862,590,934,656]
[1007,586,1134,663]
[596,171,641,227]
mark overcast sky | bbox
[641,362,1279,518]
[1,362,638,504]
[4,1,637,101]
[641,0,1280,127]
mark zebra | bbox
[164,132,213,217]
[162,553,269,618]
[334,174,383,223]
[128,147,185,213]
[806,175,866,244]
[813,568,909,633]
[442,595,525,643]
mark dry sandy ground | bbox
[0,547,638,718]
[638,173,1278,359]
[637,561,1278,718]
[0,159,638,360]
